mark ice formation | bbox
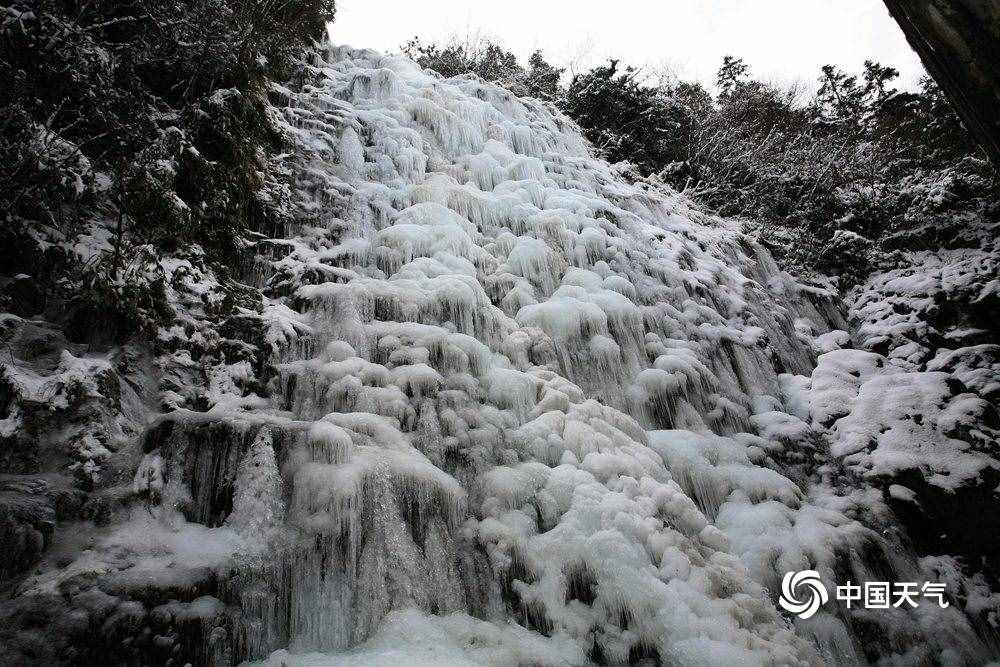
[9,45,1000,665]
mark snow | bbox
[16,509,247,599]
[253,608,586,666]
[830,370,995,488]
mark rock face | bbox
[883,0,1000,169]
[2,46,999,666]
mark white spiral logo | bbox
[778,570,828,619]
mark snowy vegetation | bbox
[1,9,999,667]
[1,0,334,338]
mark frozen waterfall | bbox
[32,44,995,665]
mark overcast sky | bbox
[331,0,925,91]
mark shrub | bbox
[67,247,174,345]
[1,0,335,341]
[402,35,564,101]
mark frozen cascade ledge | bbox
[32,43,995,665]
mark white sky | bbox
[331,0,925,92]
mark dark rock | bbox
[883,1,1000,171]
[100,601,146,640]
[2,275,46,317]
[71,588,121,623]
[0,475,56,582]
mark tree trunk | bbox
[882,0,1000,171]
[113,162,126,278]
